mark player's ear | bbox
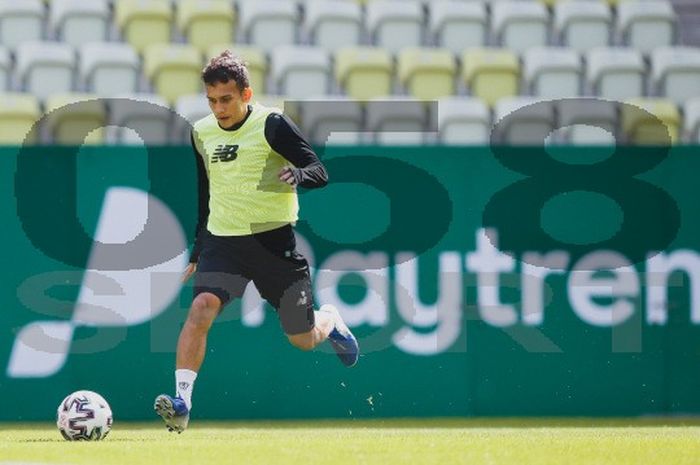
[242,87,253,103]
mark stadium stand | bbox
[685,97,700,143]
[109,93,171,145]
[437,96,490,145]
[44,93,106,145]
[558,99,618,145]
[622,97,681,145]
[0,0,696,145]
[494,96,556,145]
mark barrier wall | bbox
[1,144,699,420]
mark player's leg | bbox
[155,233,249,432]
[249,225,359,366]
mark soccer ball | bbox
[56,390,113,441]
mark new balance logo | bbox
[211,144,239,163]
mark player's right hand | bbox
[182,263,197,283]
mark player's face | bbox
[206,80,252,129]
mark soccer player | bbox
[154,51,359,433]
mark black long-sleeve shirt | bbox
[190,106,328,262]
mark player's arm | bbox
[185,131,210,281]
[265,112,329,188]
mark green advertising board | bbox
[1,144,699,421]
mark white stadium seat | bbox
[491,1,549,54]
[297,97,364,145]
[80,42,140,96]
[586,47,645,100]
[303,0,362,52]
[0,0,45,50]
[109,93,172,145]
[16,41,76,101]
[650,46,700,106]
[554,1,611,53]
[494,96,556,145]
[366,97,428,145]
[50,0,110,48]
[271,46,330,99]
[429,1,487,54]
[616,1,676,54]
[558,99,618,145]
[524,47,582,99]
[366,1,423,54]
[239,0,298,51]
[437,96,491,145]
[684,97,700,143]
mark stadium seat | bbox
[115,0,173,54]
[650,46,700,106]
[491,1,549,54]
[238,0,298,51]
[524,47,582,99]
[0,47,9,91]
[49,0,110,48]
[437,96,491,145]
[622,98,680,145]
[462,48,520,107]
[143,43,202,105]
[271,46,330,99]
[616,1,676,54]
[0,0,44,50]
[303,0,362,52]
[207,45,268,94]
[174,94,210,142]
[366,97,428,145]
[586,47,645,100]
[397,47,456,100]
[684,97,700,143]
[0,93,41,144]
[177,0,235,54]
[558,98,618,145]
[79,42,140,96]
[366,0,423,54]
[494,96,556,145]
[429,1,487,54]
[109,93,171,145]
[44,93,106,145]
[15,41,76,101]
[296,97,364,145]
[335,46,393,100]
[554,1,611,53]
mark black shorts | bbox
[193,224,315,335]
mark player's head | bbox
[202,50,253,128]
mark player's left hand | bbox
[278,166,299,186]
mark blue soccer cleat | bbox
[321,304,359,367]
[154,394,189,433]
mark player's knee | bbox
[287,332,315,351]
[187,293,221,329]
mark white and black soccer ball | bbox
[56,390,113,441]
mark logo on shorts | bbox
[297,291,308,307]
[211,144,239,163]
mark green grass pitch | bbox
[1,419,699,465]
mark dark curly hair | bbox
[202,50,250,91]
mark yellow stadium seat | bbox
[335,46,393,100]
[177,0,235,54]
[144,44,202,105]
[207,44,268,93]
[462,48,520,107]
[0,93,40,144]
[115,0,172,54]
[622,98,680,145]
[45,93,106,145]
[398,47,456,100]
